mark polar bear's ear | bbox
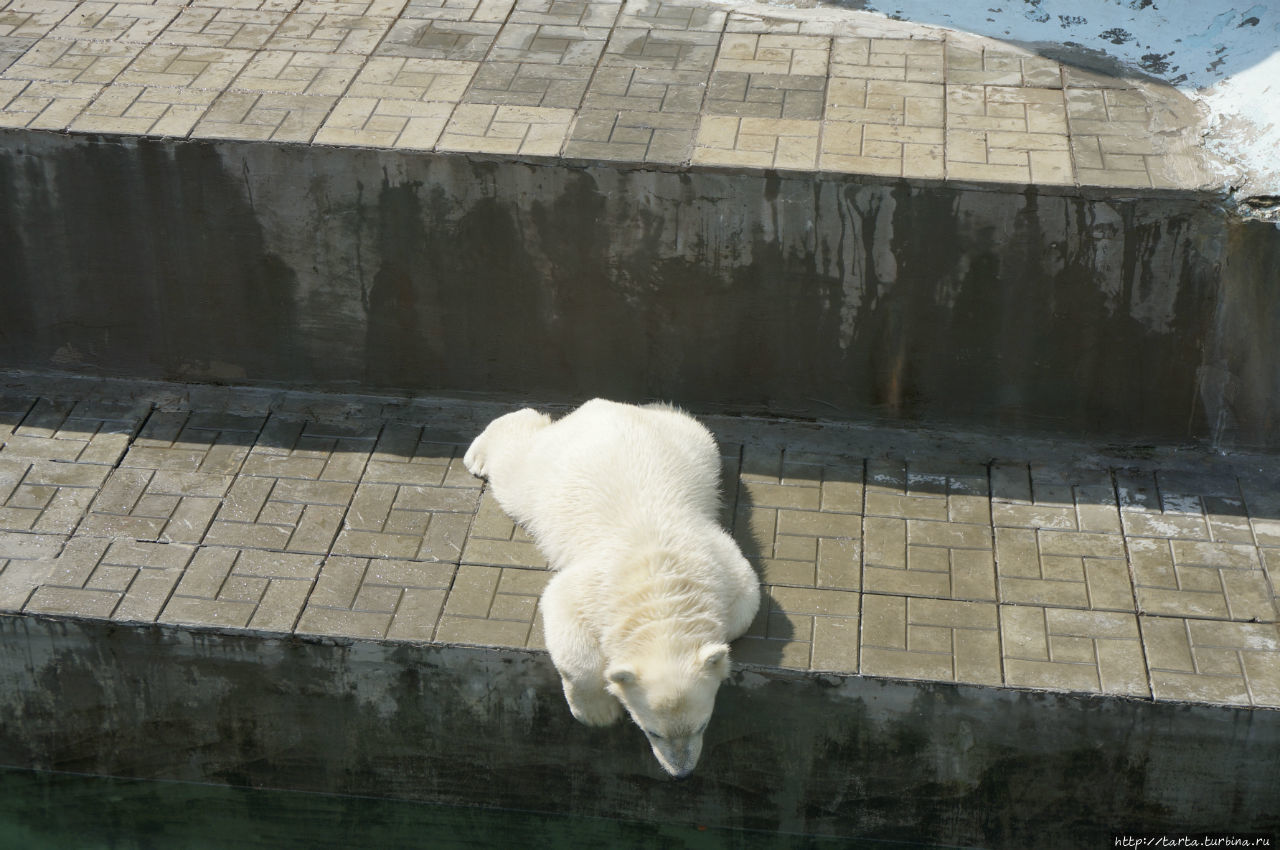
[700,643,731,675]
[606,667,636,687]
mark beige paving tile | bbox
[507,0,619,28]
[1129,537,1275,623]
[717,33,828,76]
[1,397,146,466]
[156,5,290,49]
[83,412,255,541]
[90,539,196,622]
[865,515,995,601]
[706,69,824,122]
[347,54,476,100]
[828,76,942,124]
[192,88,337,141]
[460,489,546,568]
[703,32,829,126]
[399,0,514,24]
[864,458,988,523]
[1261,548,1280,610]
[333,468,476,560]
[735,584,859,671]
[68,82,218,135]
[1065,87,1157,187]
[25,584,122,618]
[945,44,1060,88]
[0,409,145,538]
[564,107,697,163]
[0,395,34,442]
[298,555,455,639]
[315,94,455,147]
[0,39,29,74]
[995,526,1133,611]
[945,84,1070,184]
[831,37,944,84]
[692,114,819,169]
[823,75,943,176]
[488,20,612,67]
[1142,616,1280,707]
[732,447,862,591]
[0,533,72,606]
[0,557,35,610]
[577,29,715,129]
[161,546,323,631]
[85,469,228,542]
[231,49,363,95]
[3,37,142,84]
[1241,479,1280,548]
[861,594,1001,685]
[363,423,475,482]
[126,415,367,553]
[189,0,299,12]
[117,43,255,89]
[0,0,79,39]
[603,25,718,72]
[465,59,591,109]
[1002,606,1148,696]
[990,462,1120,533]
[615,0,726,33]
[437,101,573,155]
[722,11,806,36]
[435,562,548,648]
[265,2,402,54]
[0,77,100,129]
[49,1,183,44]
[1117,470,1251,543]
[377,18,501,60]
[821,132,910,176]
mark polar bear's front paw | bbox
[563,680,622,727]
[462,439,488,479]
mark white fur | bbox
[463,399,760,778]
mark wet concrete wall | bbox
[1,615,1277,847]
[1,130,1274,446]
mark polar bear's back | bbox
[537,399,721,510]
[508,400,724,564]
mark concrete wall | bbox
[2,615,1277,847]
[2,130,1276,447]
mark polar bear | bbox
[463,399,760,778]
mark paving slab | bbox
[2,372,1277,710]
[0,0,1223,188]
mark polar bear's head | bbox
[605,642,731,778]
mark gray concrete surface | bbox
[2,614,1277,847]
[3,132,1277,447]
[1,373,1278,846]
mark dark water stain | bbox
[0,137,299,382]
[6,619,1280,845]
[363,164,552,398]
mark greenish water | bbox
[0,767,953,850]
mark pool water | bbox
[0,767,958,849]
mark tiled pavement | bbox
[2,375,1278,709]
[0,0,1218,187]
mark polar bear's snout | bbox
[646,732,702,780]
